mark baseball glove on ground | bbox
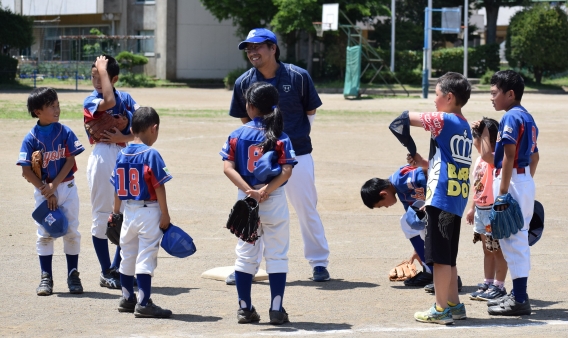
[490,193,524,240]
[485,234,501,252]
[226,196,261,244]
[106,212,123,246]
[31,150,42,179]
[85,113,128,142]
[389,260,418,281]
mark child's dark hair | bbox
[361,178,391,209]
[131,107,160,134]
[472,117,499,147]
[437,72,471,107]
[27,87,58,118]
[245,82,283,152]
[92,54,120,80]
[491,70,524,101]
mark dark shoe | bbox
[134,299,172,318]
[118,297,137,313]
[424,276,462,294]
[269,307,289,325]
[226,271,236,285]
[488,295,531,316]
[312,266,330,282]
[237,306,260,324]
[37,272,53,296]
[487,293,515,307]
[477,285,507,301]
[100,268,121,289]
[404,271,433,287]
[470,282,490,300]
[67,270,84,294]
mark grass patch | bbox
[0,100,83,119]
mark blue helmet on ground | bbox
[528,200,544,246]
[32,200,68,238]
[161,224,196,258]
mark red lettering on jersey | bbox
[412,187,425,201]
[129,168,140,197]
[42,144,66,168]
[116,168,128,196]
[247,145,263,173]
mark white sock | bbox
[271,295,282,311]
[239,300,248,309]
[122,287,130,300]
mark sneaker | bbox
[448,303,467,320]
[486,293,517,307]
[67,270,84,294]
[226,271,236,285]
[269,307,289,325]
[424,276,463,294]
[312,266,330,282]
[134,299,172,318]
[118,297,137,313]
[237,306,260,324]
[404,271,433,287]
[469,282,490,300]
[477,285,507,301]
[37,272,53,296]
[488,295,531,316]
[414,304,454,325]
[100,268,121,289]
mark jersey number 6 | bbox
[116,167,141,197]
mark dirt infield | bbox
[0,88,567,337]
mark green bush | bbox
[116,73,156,88]
[0,54,18,83]
[376,48,423,73]
[432,44,500,78]
[480,70,495,84]
[115,51,148,73]
[224,68,247,89]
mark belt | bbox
[495,167,525,177]
[126,200,157,206]
[46,176,74,184]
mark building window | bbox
[138,30,154,56]
[136,0,156,4]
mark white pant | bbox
[34,180,81,256]
[119,201,162,276]
[284,154,330,268]
[493,167,534,279]
[87,143,124,238]
[399,215,425,240]
[235,187,290,275]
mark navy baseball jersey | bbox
[17,122,85,181]
[389,165,427,211]
[83,88,139,145]
[220,117,296,187]
[229,62,322,156]
[421,112,473,216]
[494,105,538,169]
[110,144,172,201]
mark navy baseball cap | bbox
[528,200,544,246]
[238,28,278,50]
[32,200,69,238]
[161,224,197,258]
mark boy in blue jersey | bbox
[361,165,434,286]
[110,107,172,318]
[17,87,85,296]
[481,70,538,316]
[84,55,139,290]
[390,72,472,324]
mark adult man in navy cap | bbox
[227,28,331,283]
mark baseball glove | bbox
[106,212,123,246]
[389,260,418,281]
[85,113,129,143]
[485,234,501,252]
[31,150,42,179]
[489,193,524,240]
[226,196,261,244]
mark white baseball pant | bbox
[493,166,534,279]
[119,200,162,276]
[34,180,81,256]
[235,187,290,275]
[87,143,123,239]
[399,215,425,240]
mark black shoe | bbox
[269,308,289,325]
[100,268,121,289]
[37,272,53,296]
[404,271,433,287]
[118,297,137,313]
[237,306,260,324]
[423,276,462,294]
[487,293,516,307]
[67,270,84,294]
[312,266,330,282]
[488,295,531,316]
[134,299,172,318]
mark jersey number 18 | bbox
[115,163,143,198]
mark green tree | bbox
[199,0,278,37]
[115,51,148,73]
[506,4,568,84]
[478,0,527,45]
[0,7,34,54]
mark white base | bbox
[201,266,269,282]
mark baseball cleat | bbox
[37,272,53,296]
[269,308,289,325]
[134,299,172,318]
[100,268,121,289]
[487,293,517,307]
[67,270,84,294]
[477,285,507,301]
[488,296,531,316]
[404,271,433,287]
[237,306,260,324]
[469,282,490,300]
[448,303,467,320]
[414,304,454,325]
[312,266,330,282]
[118,297,137,313]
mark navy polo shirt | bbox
[229,62,322,156]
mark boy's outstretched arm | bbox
[389,111,423,157]
[94,55,116,112]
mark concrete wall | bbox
[175,0,246,79]
[12,0,101,15]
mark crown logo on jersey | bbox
[450,130,473,165]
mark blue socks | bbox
[120,274,136,301]
[111,246,122,270]
[512,277,528,303]
[235,271,253,310]
[136,274,152,306]
[409,235,432,274]
[66,254,78,275]
[268,273,286,311]
[39,255,53,276]
[92,236,111,273]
